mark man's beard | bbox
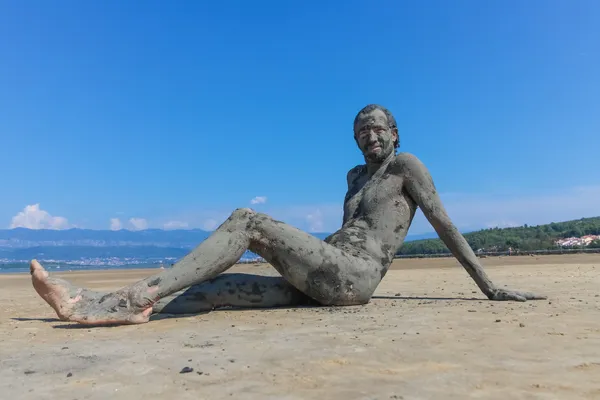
[365,144,391,163]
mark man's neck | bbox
[365,152,395,176]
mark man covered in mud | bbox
[31,104,546,325]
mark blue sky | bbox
[1,1,599,234]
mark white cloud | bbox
[250,196,267,205]
[159,209,230,232]
[10,204,71,230]
[163,220,189,230]
[129,217,148,231]
[305,209,325,232]
[266,204,343,233]
[110,218,122,231]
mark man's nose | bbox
[366,132,378,142]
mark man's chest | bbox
[344,171,405,219]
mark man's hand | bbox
[487,288,547,302]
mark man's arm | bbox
[398,153,546,301]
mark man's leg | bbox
[150,273,317,315]
[31,208,382,325]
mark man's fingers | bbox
[515,291,546,300]
[510,292,527,302]
[491,289,547,302]
[510,291,546,301]
[494,290,546,302]
[504,290,527,301]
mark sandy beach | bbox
[1,254,599,400]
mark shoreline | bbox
[3,252,600,277]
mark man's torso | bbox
[326,153,418,266]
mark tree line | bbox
[397,216,600,255]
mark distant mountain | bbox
[0,227,437,266]
[0,227,212,248]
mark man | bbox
[31,104,546,326]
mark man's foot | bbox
[30,260,153,325]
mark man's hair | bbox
[353,104,399,149]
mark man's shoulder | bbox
[391,152,426,170]
[347,164,366,175]
[346,164,366,184]
[393,152,420,163]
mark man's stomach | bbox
[326,224,398,264]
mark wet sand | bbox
[1,254,599,399]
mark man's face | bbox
[354,109,398,163]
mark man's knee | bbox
[319,291,372,306]
[334,277,377,306]
[238,209,279,236]
[228,208,257,225]
[230,208,255,221]
[217,208,256,232]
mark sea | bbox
[0,251,264,274]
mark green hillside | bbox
[398,216,600,255]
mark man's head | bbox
[353,104,399,163]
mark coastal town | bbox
[555,234,600,247]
